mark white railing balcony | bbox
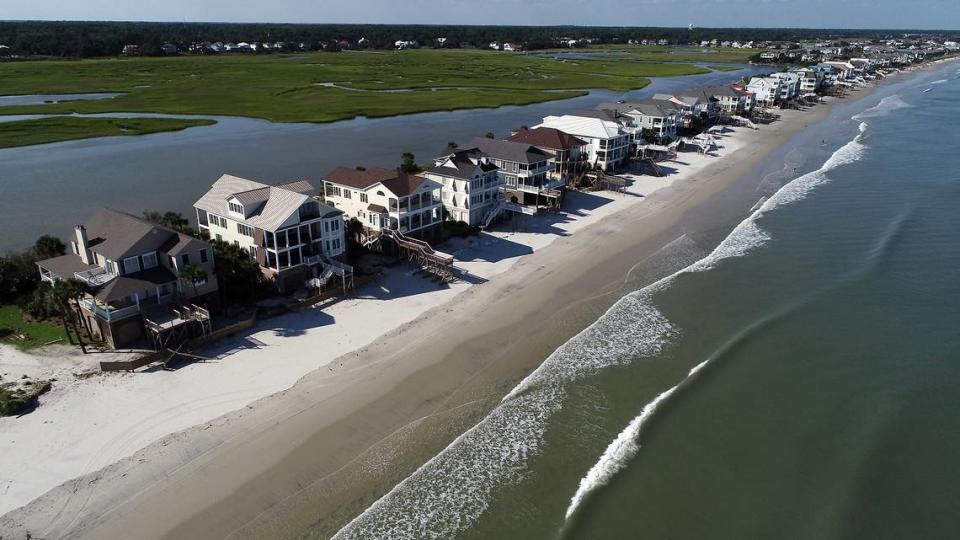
[79,298,141,322]
[74,267,117,287]
[306,255,322,265]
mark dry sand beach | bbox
[1,93,857,539]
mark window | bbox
[236,223,254,237]
[141,252,158,269]
[360,193,368,203]
[332,238,341,250]
[332,219,340,231]
[229,201,244,214]
[343,189,352,200]
[123,256,140,274]
[180,253,190,267]
[106,260,117,275]
[200,249,208,263]
[215,233,222,242]
[248,245,259,260]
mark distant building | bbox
[120,44,140,56]
[160,43,178,56]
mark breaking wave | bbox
[853,95,912,120]
[929,79,948,85]
[335,118,873,540]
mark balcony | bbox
[79,297,141,322]
[75,267,117,287]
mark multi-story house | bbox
[422,149,501,226]
[507,126,589,183]
[36,209,218,348]
[194,174,346,292]
[600,100,681,143]
[464,136,557,210]
[770,72,802,101]
[747,77,784,107]
[654,89,722,125]
[702,85,750,115]
[322,167,444,241]
[793,68,823,94]
[535,114,631,171]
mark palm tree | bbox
[179,264,207,299]
[50,279,88,353]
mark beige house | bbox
[194,174,347,292]
[36,209,218,348]
[422,149,502,226]
[322,167,444,241]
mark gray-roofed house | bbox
[463,137,556,210]
[598,100,682,143]
[194,174,347,292]
[321,167,444,242]
[36,209,219,348]
[422,148,502,225]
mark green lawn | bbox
[0,50,712,124]
[584,45,760,64]
[0,303,67,350]
[0,116,216,148]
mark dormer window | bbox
[228,201,244,215]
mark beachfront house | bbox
[654,89,723,126]
[702,85,750,115]
[535,113,631,171]
[746,77,783,107]
[794,68,824,94]
[770,72,802,101]
[322,167,444,241]
[194,175,347,292]
[464,136,559,211]
[422,149,502,226]
[36,209,219,348]
[599,100,681,143]
[507,126,589,184]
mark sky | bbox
[3,0,958,30]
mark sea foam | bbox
[335,119,873,540]
[853,95,912,120]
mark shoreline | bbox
[3,102,849,539]
[5,59,948,539]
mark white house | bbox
[770,72,802,101]
[422,149,502,226]
[536,113,631,171]
[322,167,444,242]
[747,77,783,107]
[194,175,346,292]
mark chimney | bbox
[75,225,91,265]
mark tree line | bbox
[1,21,950,58]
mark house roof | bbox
[508,127,587,151]
[195,174,328,233]
[82,209,174,261]
[466,137,553,164]
[599,99,679,118]
[323,167,398,190]
[701,85,742,98]
[323,167,438,197]
[94,266,179,303]
[426,150,498,181]
[535,115,625,140]
[36,253,96,280]
[367,203,388,213]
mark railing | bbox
[74,267,117,287]
[79,298,141,322]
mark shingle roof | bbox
[36,253,96,280]
[466,137,553,164]
[195,174,325,232]
[426,150,498,181]
[599,100,679,118]
[323,167,438,197]
[94,266,179,303]
[323,167,398,190]
[507,127,587,151]
[84,209,177,261]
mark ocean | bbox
[328,61,960,539]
